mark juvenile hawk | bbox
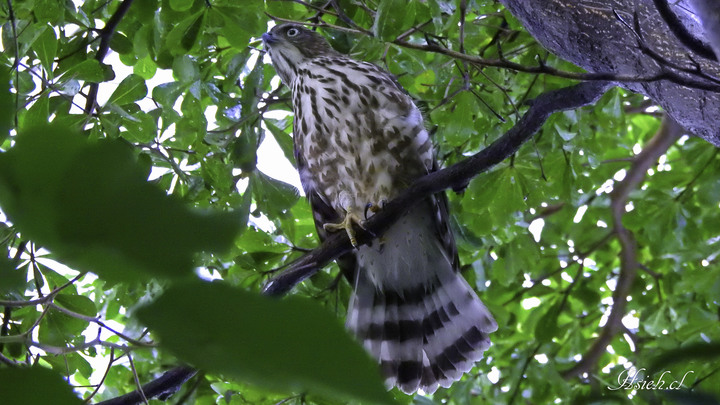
[262,24,497,394]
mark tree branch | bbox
[263,80,613,296]
[94,366,197,405]
[688,0,720,61]
[652,0,717,61]
[83,0,135,115]
[266,16,720,93]
[561,115,683,379]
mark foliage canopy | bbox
[1,0,719,404]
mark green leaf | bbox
[172,54,199,83]
[109,32,133,54]
[133,55,157,80]
[22,93,50,128]
[554,123,576,141]
[39,309,89,346]
[136,281,395,405]
[55,293,97,317]
[34,24,57,77]
[0,254,24,292]
[152,81,185,107]
[374,0,412,40]
[120,109,158,143]
[201,157,234,192]
[535,299,561,343]
[169,0,194,12]
[165,10,205,55]
[61,59,107,82]
[0,125,241,282]
[643,304,669,336]
[107,74,147,106]
[0,367,84,405]
[650,342,720,370]
[251,171,300,218]
[264,119,296,164]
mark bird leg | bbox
[323,208,367,248]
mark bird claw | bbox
[323,209,367,248]
[363,200,387,219]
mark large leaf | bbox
[0,366,84,405]
[136,281,395,405]
[165,10,206,55]
[0,125,241,282]
[33,24,57,77]
[374,0,414,40]
[251,171,300,218]
[107,73,148,106]
[61,59,109,82]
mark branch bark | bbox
[688,0,720,60]
[94,366,197,405]
[561,114,683,379]
[499,0,720,146]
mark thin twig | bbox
[83,349,116,404]
[7,0,20,129]
[561,115,683,379]
[83,0,136,115]
[127,354,150,405]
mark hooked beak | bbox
[261,32,277,46]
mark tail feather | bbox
[423,271,495,388]
[346,203,497,394]
[348,267,496,394]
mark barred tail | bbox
[345,204,497,394]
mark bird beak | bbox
[262,32,276,46]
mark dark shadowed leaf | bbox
[0,367,84,405]
[252,171,300,218]
[136,281,395,405]
[166,10,205,55]
[0,125,240,282]
[650,342,720,370]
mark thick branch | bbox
[94,366,197,405]
[653,0,716,61]
[561,115,683,379]
[83,0,135,115]
[689,0,720,61]
[268,16,720,93]
[263,80,613,296]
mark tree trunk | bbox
[500,0,720,146]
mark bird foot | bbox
[323,209,367,248]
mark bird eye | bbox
[286,27,299,37]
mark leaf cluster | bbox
[0,1,718,404]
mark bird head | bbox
[262,23,338,84]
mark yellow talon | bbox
[323,208,366,248]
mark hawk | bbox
[262,23,497,394]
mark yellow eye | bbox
[287,27,299,37]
